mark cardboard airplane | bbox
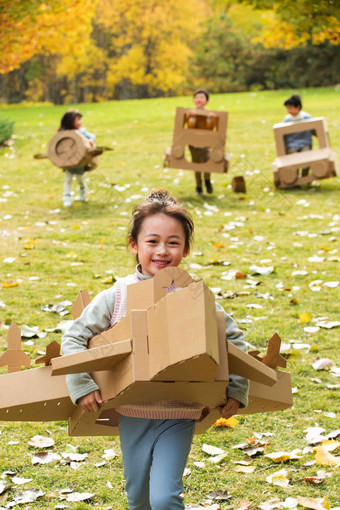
[164,108,229,174]
[0,268,292,436]
[34,130,112,170]
[272,117,339,188]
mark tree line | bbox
[0,0,339,104]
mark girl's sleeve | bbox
[215,302,249,408]
[62,285,116,404]
[78,126,96,142]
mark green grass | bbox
[0,87,339,509]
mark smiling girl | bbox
[62,189,249,510]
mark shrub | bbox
[0,118,15,145]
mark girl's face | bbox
[129,213,188,277]
[74,115,82,129]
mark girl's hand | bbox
[78,390,102,413]
[217,397,240,419]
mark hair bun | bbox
[146,189,177,205]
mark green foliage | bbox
[190,11,340,93]
[0,117,14,144]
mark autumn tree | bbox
[0,0,98,74]
[236,0,340,48]
[93,0,209,98]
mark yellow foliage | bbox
[0,0,99,73]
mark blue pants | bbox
[119,416,195,510]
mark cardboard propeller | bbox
[0,268,292,436]
[272,117,339,188]
[33,130,113,170]
[164,107,230,174]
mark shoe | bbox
[205,180,213,194]
[63,194,72,207]
[195,186,203,195]
[78,186,86,202]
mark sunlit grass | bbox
[0,87,339,508]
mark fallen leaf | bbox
[2,280,19,288]
[208,490,231,501]
[235,465,256,473]
[300,312,312,323]
[297,496,330,510]
[212,242,225,249]
[102,449,118,459]
[319,440,340,452]
[66,492,95,502]
[12,476,33,485]
[28,435,54,448]
[258,497,282,510]
[31,452,61,465]
[315,446,340,466]
[214,417,239,427]
[193,461,206,469]
[312,358,335,370]
[266,468,290,487]
[250,265,274,276]
[202,444,225,456]
[13,489,45,504]
[264,449,302,463]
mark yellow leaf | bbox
[72,224,80,229]
[297,496,330,510]
[2,280,19,288]
[66,251,77,258]
[315,446,340,466]
[212,242,225,248]
[214,416,239,427]
[319,440,340,452]
[100,237,105,247]
[300,312,312,323]
[265,450,302,463]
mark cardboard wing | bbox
[0,268,292,436]
[164,107,229,174]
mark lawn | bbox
[0,87,339,509]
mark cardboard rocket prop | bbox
[164,108,229,174]
[0,268,292,436]
[34,130,112,170]
[273,117,339,188]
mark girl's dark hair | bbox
[284,94,302,109]
[129,189,194,254]
[59,109,82,131]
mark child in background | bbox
[185,89,216,195]
[58,110,96,207]
[62,190,249,510]
[283,95,312,177]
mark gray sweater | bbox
[62,266,249,409]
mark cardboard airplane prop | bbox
[164,108,229,174]
[0,268,292,436]
[34,130,112,170]
[272,117,339,188]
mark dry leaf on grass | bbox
[31,452,61,465]
[235,465,256,473]
[65,492,95,502]
[297,496,330,510]
[13,489,45,504]
[266,468,290,487]
[208,490,231,501]
[312,358,335,370]
[314,446,340,467]
[264,449,302,463]
[202,444,225,456]
[214,417,239,427]
[28,435,54,448]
